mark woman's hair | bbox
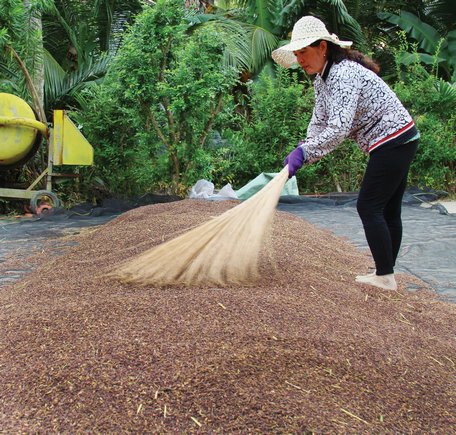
[310,40,380,75]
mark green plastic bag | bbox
[236,173,299,200]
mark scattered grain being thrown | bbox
[112,166,289,286]
[0,198,455,433]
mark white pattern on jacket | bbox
[299,59,414,163]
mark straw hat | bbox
[272,16,353,68]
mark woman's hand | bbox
[284,146,305,178]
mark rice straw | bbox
[112,166,290,286]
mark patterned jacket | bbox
[299,59,417,163]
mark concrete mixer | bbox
[0,93,94,214]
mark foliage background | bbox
[76,0,238,196]
[0,0,455,210]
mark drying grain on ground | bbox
[113,167,289,286]
[1,200,455,432]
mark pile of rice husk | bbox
[1,200,455,432]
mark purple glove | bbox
[284,146,305,177]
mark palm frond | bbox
[0,61,19,79]
[253,0,276,30]
[0,28,10,53]
[425,0,456,32]
[447,29,456,69]
[48,1,83,56]
[71,86,98,113]
[342,0,362,20]
[188,14,252,71]
[0,77,19,91]
[434,77,456,106]
[43,48,65,106]
[272,0,307,33]
[44,50,112,113]
[246,23,279,72]
[109,10,135,54]
[316,0,367,50]
[94,0,131,53]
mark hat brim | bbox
[272,36,353,68]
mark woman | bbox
[272,16,419,291]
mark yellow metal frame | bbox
[0,116,48,135]
[0,108,94,205]
[53,110,93,166]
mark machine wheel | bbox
[30,190,61,215]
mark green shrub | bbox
[393,63,456,193]
[76,18,455,197]
[222,67,367,193]
[227,59,455,194]
[76,0,238,196]
[297,140,368,194]
[222,67,312,188]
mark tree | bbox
[78,0,240,194]
[1,0,143,118]
[41,0,143,116]
[188,0,366,77]
[0,0,54,122]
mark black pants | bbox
[356,140,419,275]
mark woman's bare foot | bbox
[355,273,397,290]
[356,270,376,279]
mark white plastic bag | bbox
[216,183,238,199]
[189,180,215,199]
[189,180,239,200]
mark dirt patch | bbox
[1,200,455,432]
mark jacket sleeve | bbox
[299,65,362,163]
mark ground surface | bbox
[1,195,455,301]
[1,200,455,432]
[278,196,456,302]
